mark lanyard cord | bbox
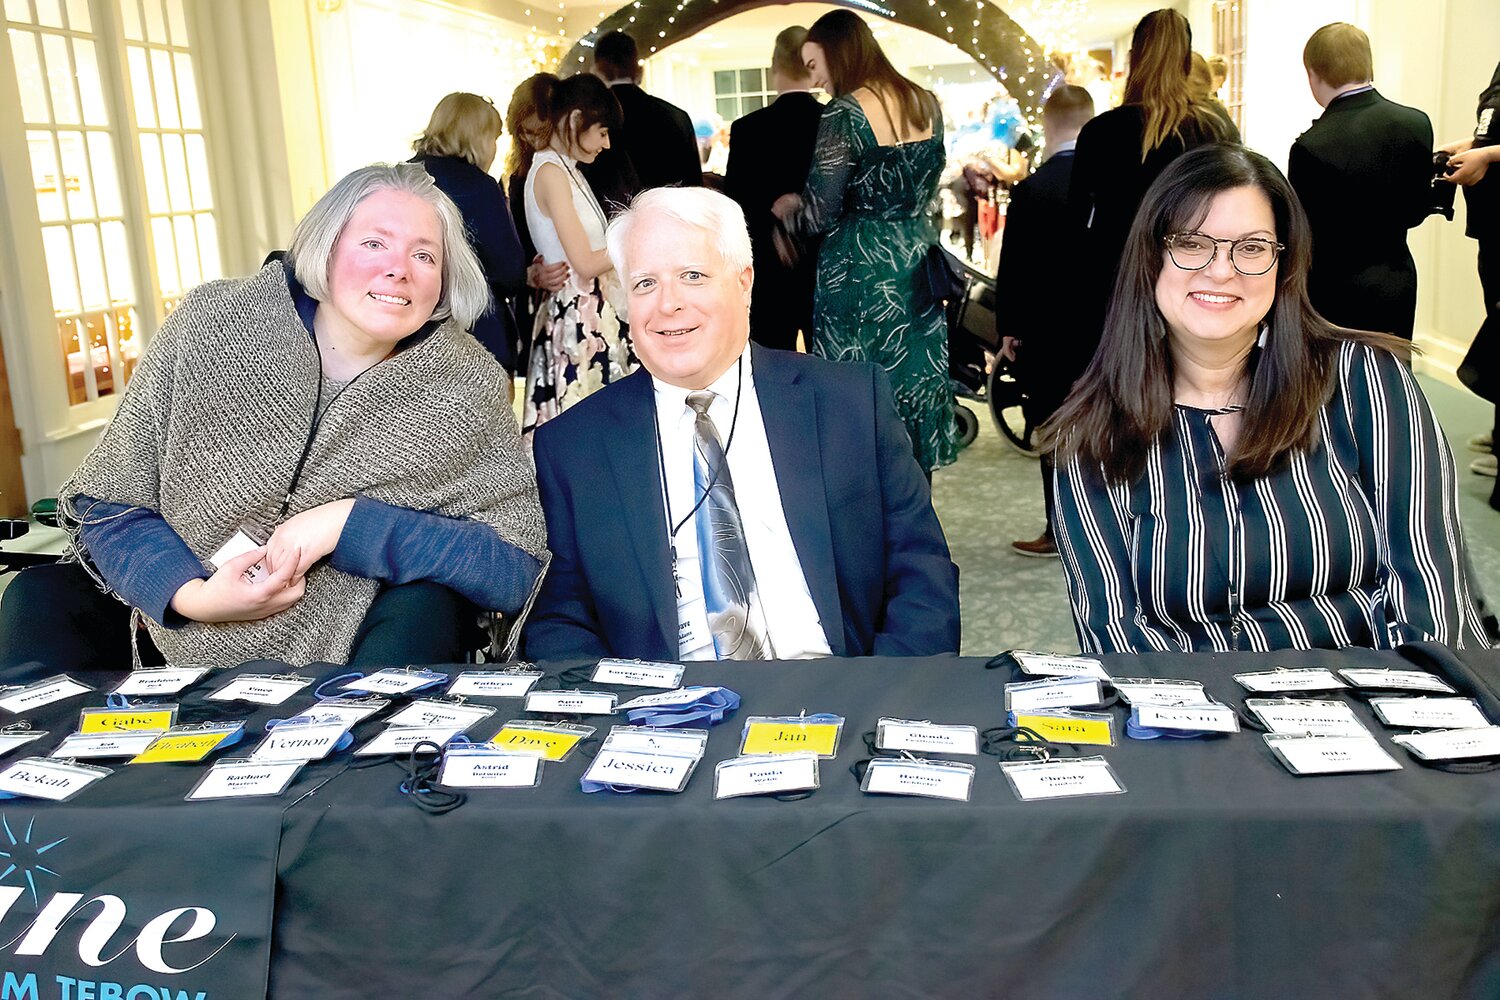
[277,333,376,522]
[556,153,609,234]
[652,356,745,543]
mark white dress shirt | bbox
[652,348,832,660]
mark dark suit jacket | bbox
[1288,88,1433,339]
[524,345,961,661]
[412,154,526,370]
[581,82,701,214]
[725,92,824,352]
[994,148,1077,420]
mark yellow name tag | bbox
[80,709,176,734]
[130,731,235,764]
[1013,713,1115,746]
[490,727,584,761]
[741,722,841,757]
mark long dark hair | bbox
[1040,143,1408,484]
[548,73,623,155]
[1123,9,1229,158]
[806,9,934,136]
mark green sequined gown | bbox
[801,93,957,472]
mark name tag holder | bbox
[1110,677,1211,707]
[989,650,1111,680]
[859,754,975,801]
[354,725,465,757]
[50,730,162,759]
[875,718,981,755]
[579,747,701,794]
[714,753,821,799]
[1128,702,1241,738]
[1369,696,1490,731]
[1245,697,1368,737]
[187,758,304,800]
[111,666,209,698]
[0,724,48,758]
[1007,709,1116,746]
[289,695,391,730]
[488,722,596,761]
[524,689,619,716]
[740,714,844,758]
[385,697,497,732]
[0,757,111,801]
[1338,668,1455,694]
[446,669,543,699]
[1391,726,1500,765]
[1233,667,1348,694]
[79,701,179,733]
[591,659,686,689]
[1263,733,1402,775]
[601,725,710,757]
[0,675,94,715]
[437,745,545,789]
[206,673,314,706]
[251,716,354,762]
[1004,676,1106,713]
[129,721,246,764]
[340,667,449,697]
[999,755,1125,801]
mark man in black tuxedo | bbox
[993,85,1094,558]
[725,26,824,352]
[1288,22,1434,340]
[581,30,701,214]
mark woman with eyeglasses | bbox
[1041,144,1490,654]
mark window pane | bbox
[28,130,62,221]
[150,47,177,128]
[117,0,141,41]
[33,0,59,27]
[72,38,107,125]
[10,30,49,122]
[739,68,761,93]
[87,131,120,215]
[64,0,88,30]
[161,132,189,212]
[59,316,87,404]
[173,214,199,288]
[42,224,80,314]
[40,32,77,124]
[117,306,141,382]
[126,45,155,127]
[83,311,113,398]
[173,51,199,128]
[165,0,186,45]
[715,97,736,120]
[101,221,134,303]
[57,130,93,217]
[713,70,734,94]
[195,213,220,280]
[743,94,765,113]
[141,0,165,44]
[184,132,212,209]
[151,215,178,295]
[6,1,34,24]
[73,222,107,309]
[138,132,167,212]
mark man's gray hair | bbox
[286,162,490,331]
[606,186,754,278]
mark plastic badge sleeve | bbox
[999,756,1125,800]
[714,753,820,799]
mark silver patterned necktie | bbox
[687,391,770,660]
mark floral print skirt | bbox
[522,278,634,439]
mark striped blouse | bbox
[1054,342,1492,654]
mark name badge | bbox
[1246,698,1367,736]
[251,721,350,762]
[209,528,266,584]
[1134,703,1241,733]
[385,699,496,731]
[287,696,390,729]
[1004,676,1103,712]
[860,757,975,801]
[0,757,110,801]
[341,668,448,696]
[1264,733,1401,775]
[1010,651,1111,680]
[601,726,709,757]
[581,748,698,792]
[1110,678,1210,707]
[1338,668,1455,694]
[876,719,980,755]
[130,723,244,764]
[446,670,543,699]
[1011,710,1115,746]
[206,674,312,706]
[112,667,208,698]
[0,729,48,758]
[524,690,618,715]
[354,725,463,756]
[740,715,844,758]
[714,753,820,799]
[0,675,93,714]
[489,722,595,761]
[187,758,303,800]
[1000,756,1125,800]
[79,706,178,733]
[1370,696,1489,730]
[1233,668,1347,693]
[592,659,685,688]
[1392,726,1500,761]
[51,731,161,759]
[438,748,544,789]
[616,687,725,711]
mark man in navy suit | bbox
[724,26,824,352]
[524,187,960,661]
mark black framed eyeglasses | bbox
[1163,232,1284,276]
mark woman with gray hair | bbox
[0,163,548,673]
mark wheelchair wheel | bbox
[953,403,979,449]
[986,364,1040,458]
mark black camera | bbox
[1428,150,1457,221]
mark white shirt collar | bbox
[1046,139,1077,159]
[650,346,753,425]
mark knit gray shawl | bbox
[60,262,547,667]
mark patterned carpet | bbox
[935,375,1500,657]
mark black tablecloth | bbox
[3,646,1500,999]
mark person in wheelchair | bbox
[0,163,547,673]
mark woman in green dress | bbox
[774,9,956,474]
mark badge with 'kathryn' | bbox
[489,722,594,761]
[79,705,178,733]
[437,746,544,789]
[580,748,698,793]
[446,669,543,699]
[591,659,685,688]
[0,675,93,714]
[111,666,209,698]
[1004,676,1104,713]
[206,673,313,706]
[740,715,844,758]
[876,719,980,755]
[524,689,618,715]
[714,753,820,799]
[0,757,110,801]
[1010,710,1115,746]
[1000,756,1125,801]
[860,757,975,801]
[129,723,244,764]
[187,758,303,800]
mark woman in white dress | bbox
[522,74,634,435]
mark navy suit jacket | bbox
[524,345,961,661]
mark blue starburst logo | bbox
[0,814,66,906]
